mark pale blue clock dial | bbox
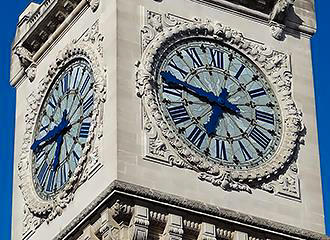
[31,59,94,199]
[157,39,282,170]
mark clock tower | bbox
[10,0,326,239]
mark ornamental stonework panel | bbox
[137,9,304,200]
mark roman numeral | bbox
[255,110,274,125]
[238,141,252,161]
[49,95,58,109]
[59,164,68,187]
[234,65,245,79]
[83,95,94,114]
[72,68,80,90]
[37,161,48,185]
[249,127,271,149]
[79,122,91,138]
[167,105,190,125]
[187,126,207,149]
[36,151,46,163]
[62,74,69,93]
[163,84,182,97]
[185,48,203,68]
[80,75,91,95]
[46,169,55,192]
[73,150,80,163]
[209,48,224,69]
[40,124,49,133]
[168,60,188,79]
[215,139,227,160]
[248,88,266,99]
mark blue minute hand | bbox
[204,105,224,136]
[161,71,218,104]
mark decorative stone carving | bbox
[137,11,304,196]
[18,22,107,239]
[83,20,105,57]
[140,11,188,52]
[22,204,43,240]
[129,205,149,240]
[25,63,37,82]
[270,0,295,24]
[14,46,33,68]
[86,0,100,13]
[269,0,296,40]
[161,214,184,240]
[261,162,301,200]
[270,22,285,41]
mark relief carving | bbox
[86,0,100,13]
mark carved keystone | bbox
[161,214,184,240]
[129,205,149,240]
[233,231,248,240]
[198,223,217,240]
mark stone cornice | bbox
[54,180,327,240]
[191,0,316,37]
[10,0,100,87]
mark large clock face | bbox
[31,59,94,199]
[157,38,282,170]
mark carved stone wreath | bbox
[18,38,107,222]
[136,18,303,193]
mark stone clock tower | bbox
[10,0,326,239]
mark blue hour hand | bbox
[31,110,70,153]
[218,88,240,114]
[204,105,224,136]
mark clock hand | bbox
[204,104,224,136]
[53,134,64,171]
[161,71,218,104]
[218,88,240,114]
[161,72,240,114]
[31,110,70,153]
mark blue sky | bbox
[0,1,329,239]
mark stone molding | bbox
[54,180,326,240]
[189,0,315,40]
[137,11,304,197]
[11,0,101,87]
[18,21,107,239]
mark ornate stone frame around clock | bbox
[18,21,107,232]
[136,13,304,196]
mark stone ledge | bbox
[54,180,327,240]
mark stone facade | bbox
[10,0,325,239]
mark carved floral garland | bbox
[18,39,107,222]
[136,18,303,193]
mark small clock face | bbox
[157,38,282,170]
[31,59,94,199]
